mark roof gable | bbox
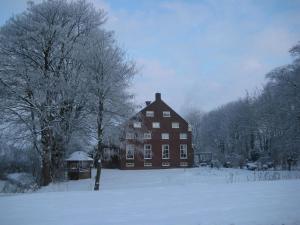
[137,93,188,125]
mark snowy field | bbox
[1,168,300,225]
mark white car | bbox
[246,162,258,170]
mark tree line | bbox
[0,0,136,189]
[187,42,300,169]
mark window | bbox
[180,144,187,159]
[172,122,179,128]
[162,162,170,167]
[133,122,141,128]
[188,124,192,132]
[180,133,187,139]
[144,144,152,159]
[126,145,134,160]
[162,144,170,159]
[180,162,188,167]
[126,133,135,139]
[163,111,171,117]
[152,122,160,128]
[161,133,169,139]
[144,162,152,167]
[146,111,154,117]
[144,133,151,139]
[126,163,135,167]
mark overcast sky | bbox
[1,0,300,113]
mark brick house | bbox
[119,93,193,169]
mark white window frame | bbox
[180,162,188,167]
[144,144,152,159]
[126,133,135,140]
[172,122,179,128]
[162,144,170,159]
[161,133,169,140]
[162,162,170,167]
[133,122,141,128]
[180,144,188,159]
[163,111,171,117]
[126,145,134,160]
[144,132,151,139]
[144,162,152,167]
[152,122,160,128]
[180,133,187,139]
[126,163,135,167]
[146,111,154,117]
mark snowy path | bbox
[1,168,300,225]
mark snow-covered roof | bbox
[66,151,93,161]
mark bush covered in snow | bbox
[2,173,39,193]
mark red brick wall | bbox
[120,93,193,169]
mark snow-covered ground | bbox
[1,168,300,225]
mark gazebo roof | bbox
[66,151,93,161]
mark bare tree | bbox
[83,29,136,190]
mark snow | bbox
[1,168,300,225]
[2,173,38,193]
[65,151,93,161]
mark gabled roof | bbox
[66,151,93,161]
[137,93,189,125]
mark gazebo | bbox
[65,151,93,180]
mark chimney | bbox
[145,101,151,106]
[155,93,161,101]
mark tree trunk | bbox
[94,97,104,191]
[94,159,102,190]
[51,136,65,182]
[41,153,51,186]
[40,121,53,186]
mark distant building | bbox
[119,93,193,169]
[194,152,213,165]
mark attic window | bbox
[146,111,154,117]
[152,122,160,128]
[172,122,179,128]
[163,111,170,117]
[180,133,187,139]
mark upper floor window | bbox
[146,111,154,117]
[172,122,179,128]
[163,111,171,117]
[126,145,134,160]
[152,122,160,128]
[144,144,152,159]
[144,132,152,139]
[180,133,187,139]
[162,144,170,159]
[133,122,141,128]
[180,144,187,159]
[126,133,135,140]
[161,133,169,139]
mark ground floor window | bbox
[180,144,187,159]
[144,144,152,159]
[162,144,170,159]
[126,144,134,160]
